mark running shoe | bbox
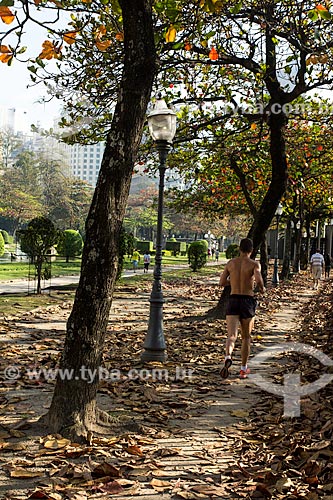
[220,358,232,379]
[239,368,251,379]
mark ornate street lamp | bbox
[141,97,177,362]
[272,202,283,285]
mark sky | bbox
[0,63,61,133]
[0,6,66,133]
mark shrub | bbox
[117,229,139,280]
[126,233,136,257]
[0,233,4,257]
[188,240,207,271]
[226,243,239,259]
[18,217,61,294]
[136,240,153,253]
[0,229,9,244]
[166,240,187,256]
[57,230,83,262]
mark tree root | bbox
[39,406,142,444]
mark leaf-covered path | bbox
[0,273,332,499]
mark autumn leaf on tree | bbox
[96,39,111,51]
[0,44,13,64]
[165,25,177,43]
[95,24,111,52]
[209,46,218,60]
[115,32,124,41]
[63,31,77,45]
[312,3,332,19]
[39,40,62,60]
[0,6,15,24]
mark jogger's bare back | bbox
[224,256,260,295]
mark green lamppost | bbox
[141,97,177,362]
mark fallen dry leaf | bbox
[10,468,44,478]
[150,477,172,491]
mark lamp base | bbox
[141,349,167,363]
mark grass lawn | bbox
[122,254,189,270]
[0,259,82,281]
[0,264,223,317]
[0,291,76,317]
[0,254,224,282]
[0,254,189,281]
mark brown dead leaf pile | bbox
[222,276,333,500]
[1,273,332,499]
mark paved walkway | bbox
[0,260,225,295]
[0,275,316,499]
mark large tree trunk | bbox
[259,236,268,285]
[293,226,302,273]
[248,110,288,254]
[207,285,231,319]
[36,258,42,295]
[281,219,292,280]
[209,110,289,319]
[44,0,157,441]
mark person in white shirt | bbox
[310,249,325,289]
[143,252,151,273]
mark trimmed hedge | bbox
[166,240,187,256]
[0,229,9,244]
[226,243,239,259]
[136,240,153,253]
[57,229,83,262]
[188,240,207,271]
[0,233,4,257]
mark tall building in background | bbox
[0,109,71,173]
[1,108,186,191]
[70,142,104,186]
[0,106,29,132]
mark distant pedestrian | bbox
[215,249,220,262]
[324,252,332,278]
[131,249,140,273]
[143,252,151,273]
[310,249,324,289]
[211,248,215,259]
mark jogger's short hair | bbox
[239,238,253,253]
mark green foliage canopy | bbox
[57,229,83,262]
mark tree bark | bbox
[36,258,42,295]
[259,236,268,286]
[44,0,157,441]
[293,227,301,273]
[247,110,289,255]
[281,219,292,280]
[207,285,231,319]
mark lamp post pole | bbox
[272,203,283,285]
[141,141,170,362]
[141,97,176,362]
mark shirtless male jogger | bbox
[219,238,265,379]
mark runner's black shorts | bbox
[226,294,257,319]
